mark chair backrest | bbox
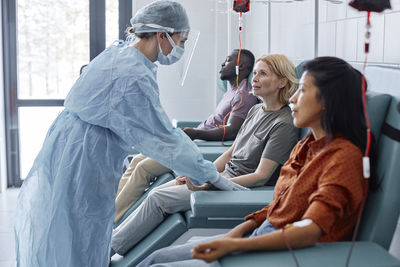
[295,60,308,79]
[294,61,310,140]
[298,127,310,140]
[358,65,400,250]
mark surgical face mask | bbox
[157,33,185,65]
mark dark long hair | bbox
[304,57,367,152]
[304,57,379,190]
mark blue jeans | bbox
[138,220,276,267]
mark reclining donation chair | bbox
[200,65,400,266]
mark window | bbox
[2,0,132,186]
[106,0,119,46]
[17,0,90,100]
[18,107,63,178]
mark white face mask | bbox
[157,33,185,65]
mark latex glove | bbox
[175,176,187,185]
[185,178,213,191]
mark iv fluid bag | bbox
[233,0,250,13]
[349,0,391,12]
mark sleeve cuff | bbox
[245,208,269,227]
[302,201,336,235]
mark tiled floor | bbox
[1,188,400,266]
[0,188,17,267]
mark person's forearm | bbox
[230,173,269,188]
[192,126,238,141]
[230,223,322,252]
[230,158,278,187]
[213,143,234,172]
[211,173,250,191]
[227,219,258,237]
[214,152,232,172]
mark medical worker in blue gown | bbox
[14,1,248,266]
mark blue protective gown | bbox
[14,43,217,267]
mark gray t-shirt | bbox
[224,104,298,184]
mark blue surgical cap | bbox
[131,0,190,34]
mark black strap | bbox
[382,122,400,142]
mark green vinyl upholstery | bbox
[193,139,234,147]
[186,188,274,228]
[110,213,187,267]
[199,145,230,161]
[171,119,202,129]
[220,242,400,267]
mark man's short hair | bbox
[234,49,255,77]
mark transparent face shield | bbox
[172,30,200,86]
[128,23,200,86]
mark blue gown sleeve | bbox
[63,45,227,185]
[108,75,218,185]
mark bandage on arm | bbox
[210,173,250,191]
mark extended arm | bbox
[192,220,322,263]
[187,157,278,190]
[229,158,278,187]
[183,116,244,141]
[108,77,219,185]
[224,219,258,238]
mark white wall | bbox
[133,0,218,121]
[132,0,400,121]
[271,1,315,62]
[241,0,315,64]
[319,0,400,69]
[214,0,231,101]
[0,2,7,193]
[241,2,269,59]
[234,0,400,68]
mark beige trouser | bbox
[114,154,171,223]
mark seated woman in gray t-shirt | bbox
[111,54,299,256]
[186,54,298,189]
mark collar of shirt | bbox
[307,134,329,155]
[292,134,329,169]
[229,79,251,93]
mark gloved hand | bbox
[210,173,250,191]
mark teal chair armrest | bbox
[111,213,187,267]
[198,146,230,161]
[220,241,400,267]
[190,190,274,217]
[172,119,202,128]
[194,140,234,147]
[130,142,230,163]
[186,190,274,228]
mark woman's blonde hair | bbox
[256,54,298,105]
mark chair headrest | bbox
[295,60,309,79]
[366,92,392,141]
